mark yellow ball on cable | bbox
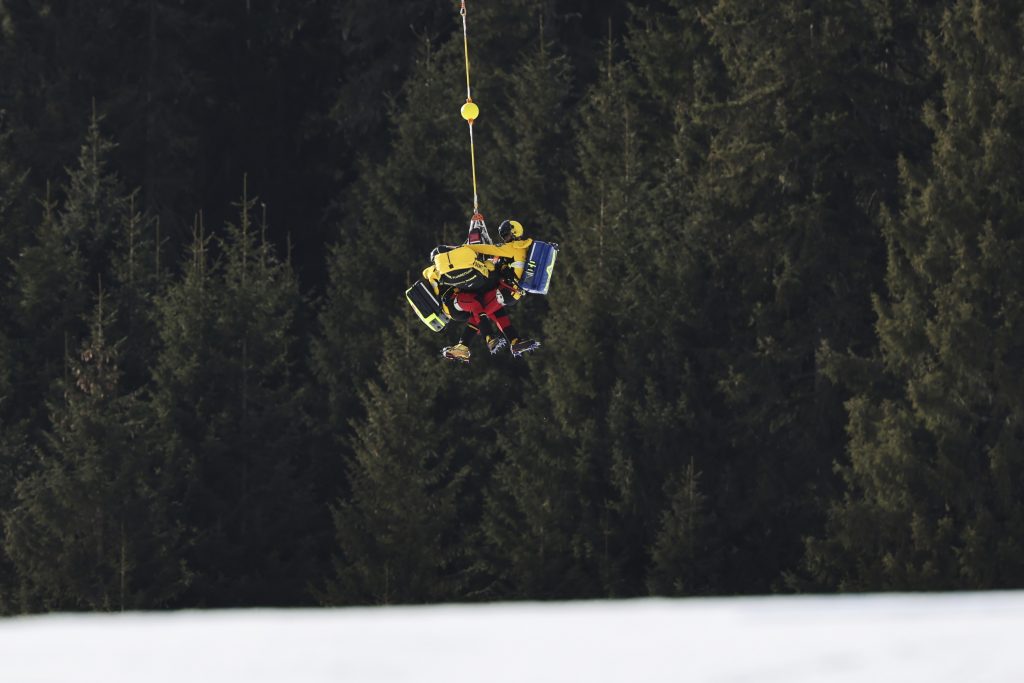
[460,100,479,122]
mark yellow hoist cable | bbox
[459,0,481,217]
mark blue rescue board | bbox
[520,241,558,295]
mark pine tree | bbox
[322,318,488,605]
[9,186,88,427]
[329,0,454,173]
[150,187,321,606]
[486,26,574,233]
[481,39,657,598]
[9,112,132,428]
[107,190,166,392]
[482,8,722,598]
[646,459,714,596]
[0,121,33,612]
[0,332,32,614]
[314,34,467,433]
[806,0,1024,591]
[3,292,187,611]
[652,0,942,592]
[0,2,174,201]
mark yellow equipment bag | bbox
[406,280,452,332]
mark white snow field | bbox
[2,592,1023,683]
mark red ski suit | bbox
[453,288,513,334]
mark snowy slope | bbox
[1,592,1022,683]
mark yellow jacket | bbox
[422,238,534,299]
[422,245,498,293]
[466,238,534,281]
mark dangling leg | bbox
[442,292,484,362]
[457,293,502,352]
[481,289,540,357]
[459,321,482,346]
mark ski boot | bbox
[441,343,471,363]
[510,338,541,357]
[486,335,507,355]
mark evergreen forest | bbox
[2,0,1024,612]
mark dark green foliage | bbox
[0,0,353,279]
[322,319,479,605]
[806,0,1024,591]
[0,333,30,613]
[149,188,321,606]
[3,295,187,611]
[314,36,467,433]
[646,459,714,596]
[8,112,142,428]
[663,0,945,593]
[329,0,455,169]
[0,127,29,289]
[2,113,167,586]
[5,0,1024,612]
[487,37,574,234]
[481,46,661,599]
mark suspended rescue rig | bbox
[405,0,559,355]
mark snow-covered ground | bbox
[2,592,1022,682]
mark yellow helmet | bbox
[498,219,524,243]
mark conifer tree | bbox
[322,318,490,605]
[9,187,88,426]
[0,126,32,611]
[0,1,222,234]
[655,0,941,592]
[150,188,320,606]
[646,459,714,596]
[330,0,455,172]
[482,7,724,598]
[315,35,466,432]
[806,0,1024,591]
[604,1,723,596]
[9,112,133,428]
[107,191,166,392]
[3,293,187,611]
[486,30,573,233]
[481,41,657,598]
[0,332,32,614]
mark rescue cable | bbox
[458,0,484,226]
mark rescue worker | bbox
[422,219,540,362]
